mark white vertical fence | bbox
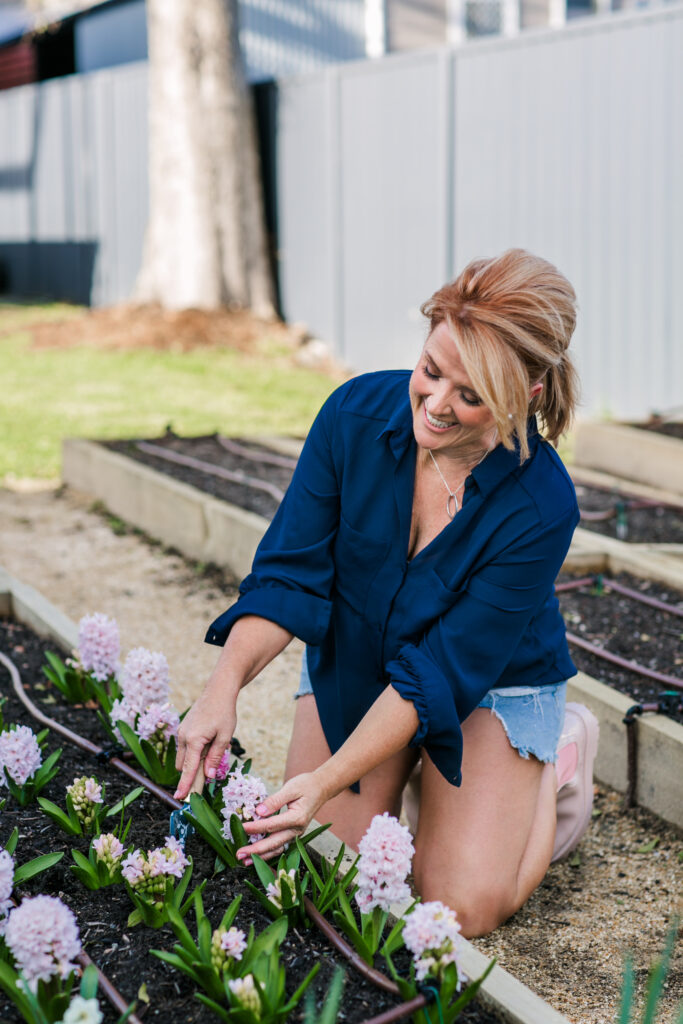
[277,2,683,419]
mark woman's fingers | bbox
[174,741,207,800]
[237,828,299,865]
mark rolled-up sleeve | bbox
[386,507,578,785]
[205,389,342,648]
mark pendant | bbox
[446,494,458,520]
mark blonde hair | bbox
[421,248,579,462]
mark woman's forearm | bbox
[174,614,293,798]
[205,614,294,699]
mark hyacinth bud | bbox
[121,840,188,908]
[67,776,104,830]
[266,868,298,911]
[211,929,228,973]
[92,833,124,873]
[228,974,261,1016]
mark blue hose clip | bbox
[169,802,195,850]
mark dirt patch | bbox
[574,484,683,545]
[22,304,293,354]
[632,422,683,441]
[557,572,683,724]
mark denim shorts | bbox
[295,653,566,764]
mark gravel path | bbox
[0,484,681,1024]
[0,484,302,791]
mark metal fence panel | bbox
[452,7,683,420]
[337,51,452,370]
[277,72,338,347]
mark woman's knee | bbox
[413,853,517,938]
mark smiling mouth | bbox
[424,405,457,431]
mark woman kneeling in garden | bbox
[175,248,598,938]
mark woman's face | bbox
[409,321,497,454]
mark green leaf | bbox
[127,907,144,928]
[616,957,634,1024]
[79,964,99,1001]
[106,787,144,817]
[117,721,155,778]
[444,957,496,1023]
[14,851,64,884]
[636,838,660,854]
[568,852,581,868]
[332,909,373,964]
[251,853,276,889]
[4,827,19,856]
[37,796,82,836]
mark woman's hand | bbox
[237,772,328,864]
[174,693,236,800]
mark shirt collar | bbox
[470,417,541,495]
[376,388,415,460]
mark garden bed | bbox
[0,615,508,1024]
[574,484,683,545]
[574,422,683,496]
[105,435,296,523]
[556,571,683,725]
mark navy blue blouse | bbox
[206,371,579,786]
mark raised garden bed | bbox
[574,484,683,545]
[0,569,578,1024]
[557,571,683,725]
[574,422,683,496]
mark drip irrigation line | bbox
[135,441,286,503]
[565,632,683,691]
[303,897,400,996]
[0,651,181,809]
[597,577,683,619]
[360,993,431,1024]
[216,436,298,470]
[556,573,683,618]
[76,950,144,1024]
[0,650,427,1019]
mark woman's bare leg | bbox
[284,694,417,850]
[413,708,556,938]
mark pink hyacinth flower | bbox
[0,725,42,787]
[220,926,247,959]
[402,901,465,984]
[220,770,268,844]
[0,848,14,934]
[136,702,180,743]
[121,850,145,885]
[5,895,81,990]
[354,812,414,913]
[77,613,120,682]
[120,647,170,707]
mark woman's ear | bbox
[529,380,544,400]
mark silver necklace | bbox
[428,447,489,520]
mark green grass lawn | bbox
[0,303,338,482]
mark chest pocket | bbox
[333,514,390,616]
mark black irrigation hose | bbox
[77,950,144,1024]
[135,441,286,503]
[216,436,298,471]
[0,651,426,1023]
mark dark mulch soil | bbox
[631,422,683,441]
[105,435,296,522]
[557,571,683,725]
[574,483,683,544]
[0,619,501,1024]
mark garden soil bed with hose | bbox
[556,571,683,725]
[104,435,683,546]
[1,487,682,1024]
[0,616,504,1024]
